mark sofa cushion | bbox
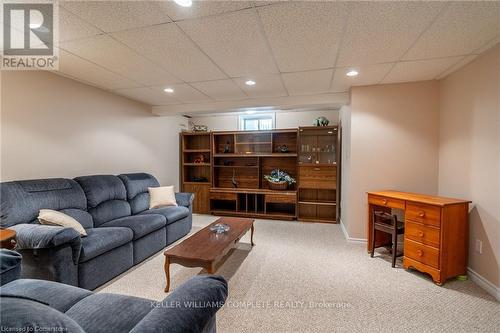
[1,278,92,313]
[74,175,131,226]
[79,227,133,263]
[149,186,177,209]
[38,209,87,236]
[139,206,189,225]
[66,293,153,333]
[0,297,85,333]
[118,173,160,214]
[100,214,166,240]
[0,178,87,228]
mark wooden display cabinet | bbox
[180,132,211,214]
[210,130,298,220]
[298,126,339,223]
[180,127,341,222]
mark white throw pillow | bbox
[38,209,87,236]
[149,186,178,209]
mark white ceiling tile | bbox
[233,74,286,98]
[382,57,464,84]
[258,2,348,72]
[474,36,500,55]
[155,84,212,104]
[337,2,446,67]
[331,63,394,92]
[191,80,247,101]
[59,7,102,42]
[111,23,226,82]
[282,69,333,96]
[253,1,285,7]
[60,35,180,86]
[57,50,138,90]
[404,2,500,60]
[436,55,478,80]
[164,1,253,21]
[61,1,171,33]
[113,87,180,106]
[178,9,278,77]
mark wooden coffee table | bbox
[0,229,16,249]
[164,217,254,292]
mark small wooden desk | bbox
[367,190,471,285]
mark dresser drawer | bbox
[368,195,405,210]
[210,192,237,201]
[406,202,441,227]
[299,166,336,189]
[265,193,296,204]
[404,239,440,269]
[405,221,440,248]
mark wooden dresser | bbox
[367,190,471,285]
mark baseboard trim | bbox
[467,267,500,301]
[339,218,367,243]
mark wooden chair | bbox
[370,211,404,267]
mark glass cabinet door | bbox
[299,127,337,165]
[317,133,336,164]
[299,134,316,164]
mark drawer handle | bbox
[314,168,321,171]
[382,199,388,205]
[416,249,423,257]
[417,231,424,237]
[418,211,426,217]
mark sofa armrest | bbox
[10,224,82,264]
[131,275,227,333]
[0,249,22,286]
[175,192,194,208]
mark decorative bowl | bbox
[210,223,230,234]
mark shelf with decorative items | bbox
[180,126,340,221]
[180,131,212,214]
[208,129,299,220]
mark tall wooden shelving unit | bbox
[180,127,339,222]
[210,129,298,220]
[297,126,339,223]
[180,132,212,214]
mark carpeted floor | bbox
[98,214,499,332]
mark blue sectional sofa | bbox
[0,173,193,290]
[0,275,227,333]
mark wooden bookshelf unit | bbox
[210,129,298,220]
[180,132,211,214]
[180,127,339,222]
[298,126,339,223]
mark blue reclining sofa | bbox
[0,275,227,333]
[0,173,194,290]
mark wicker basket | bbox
[267,180,288,190]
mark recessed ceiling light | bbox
[164,88,174,93]
[174,0,192,7]
[245,80,256,86]
[346,70,359,77]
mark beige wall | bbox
[439,44,500,288]
[1,71,187,189]
[344,81,440,238]
[190,109,338,131]
[339,104,351,235]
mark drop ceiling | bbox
[52,1,500,114]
